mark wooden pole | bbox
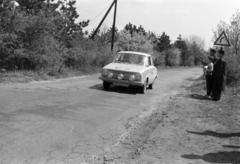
[111,0,117,51]
[91,0,115,39]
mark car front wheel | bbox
[140,80,147,94]
[149,78,156,89]
[103,81,110,90]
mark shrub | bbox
[165,48,181,66]
[152,50,165,66]
[225,52,240,84]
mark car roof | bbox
[118,51,151,57]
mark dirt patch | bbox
[102,77,240,164]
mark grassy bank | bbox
[0,67,101,84]
[189,75,240,112]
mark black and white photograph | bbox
[0,0,240,163]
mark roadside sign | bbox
[214,31,231,46]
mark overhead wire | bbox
[89,4,111,23]
[78,7,95,14]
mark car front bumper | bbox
[99,77,144,86]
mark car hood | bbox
[103,63,146,73]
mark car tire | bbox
[140,80,147,94]
[149,78,156,89]
[103,81,110,90]
[149,83,153,89]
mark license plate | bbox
[113,82,129,87]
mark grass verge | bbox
[0,67,101,84]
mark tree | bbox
[228,10,240,56]
[174,35,189,66]
[165,48,181,66]
[188,41,205,65]
[146,31,158,44]
[58,0,89,47]
[154,32,171,52]
[123,22,134,35]
[117,30,131,51]
[0,0,84,71]
[90,26,118,48]
[152,50,165,66]
[185,34,205,50]
[17,0,45,11]
[0,4,30,70]
[184,34,206,66]
[117,30,153,53]
[130,32,152,53]
[123,22,146,36]
[212,10,240,83]
[136,25,146,35]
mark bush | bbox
[225,53,240,84]
[93,50,114,67]
[63,45,114,69]
[165,48,181,66]
[152,50,165,66]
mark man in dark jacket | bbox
[211,48,227,101]
[204,48,216,98]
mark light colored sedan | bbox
[99,51,158,94]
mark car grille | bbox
[109,70,134,80]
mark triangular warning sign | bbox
[214,31,231,46]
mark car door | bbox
[146,56,155,84]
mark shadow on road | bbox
[89,84,138,95]
[186,94,209,100]
[187,130,240,138]
[181,151,240,164]
[222,145,240,149]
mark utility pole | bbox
[91,0,117,51]
[111,0,117,51]
[65,0,68,33]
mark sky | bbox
[75,0,240,49]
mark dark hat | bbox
[208,56,214,60]
[210,48,216,53]
[218,47,225,55]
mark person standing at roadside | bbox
[204,48,216,98]
[211,48,227,101]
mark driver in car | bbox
[123,54,130,62]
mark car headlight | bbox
[129,75,135,81]
[135,73,141,80]
[129,73,141,81]
[102,69,108,76]
[118,74,124,80]
[107,72,113,78]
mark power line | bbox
[78,7,95,14]
[90,5,111,23]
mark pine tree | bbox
[137,25,146,35]
[155,32,171,52]
[174,35,190,66]
[123,22,146,36]
[17,0,46,13]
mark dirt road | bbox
[0,67,202,164]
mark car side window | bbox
[148,57,152,66]
[145,57,149,66]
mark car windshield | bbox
[113,53,146,66]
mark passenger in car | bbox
[136,56,144,65]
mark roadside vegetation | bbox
[212,10,240,86]
[0,1,239,88]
